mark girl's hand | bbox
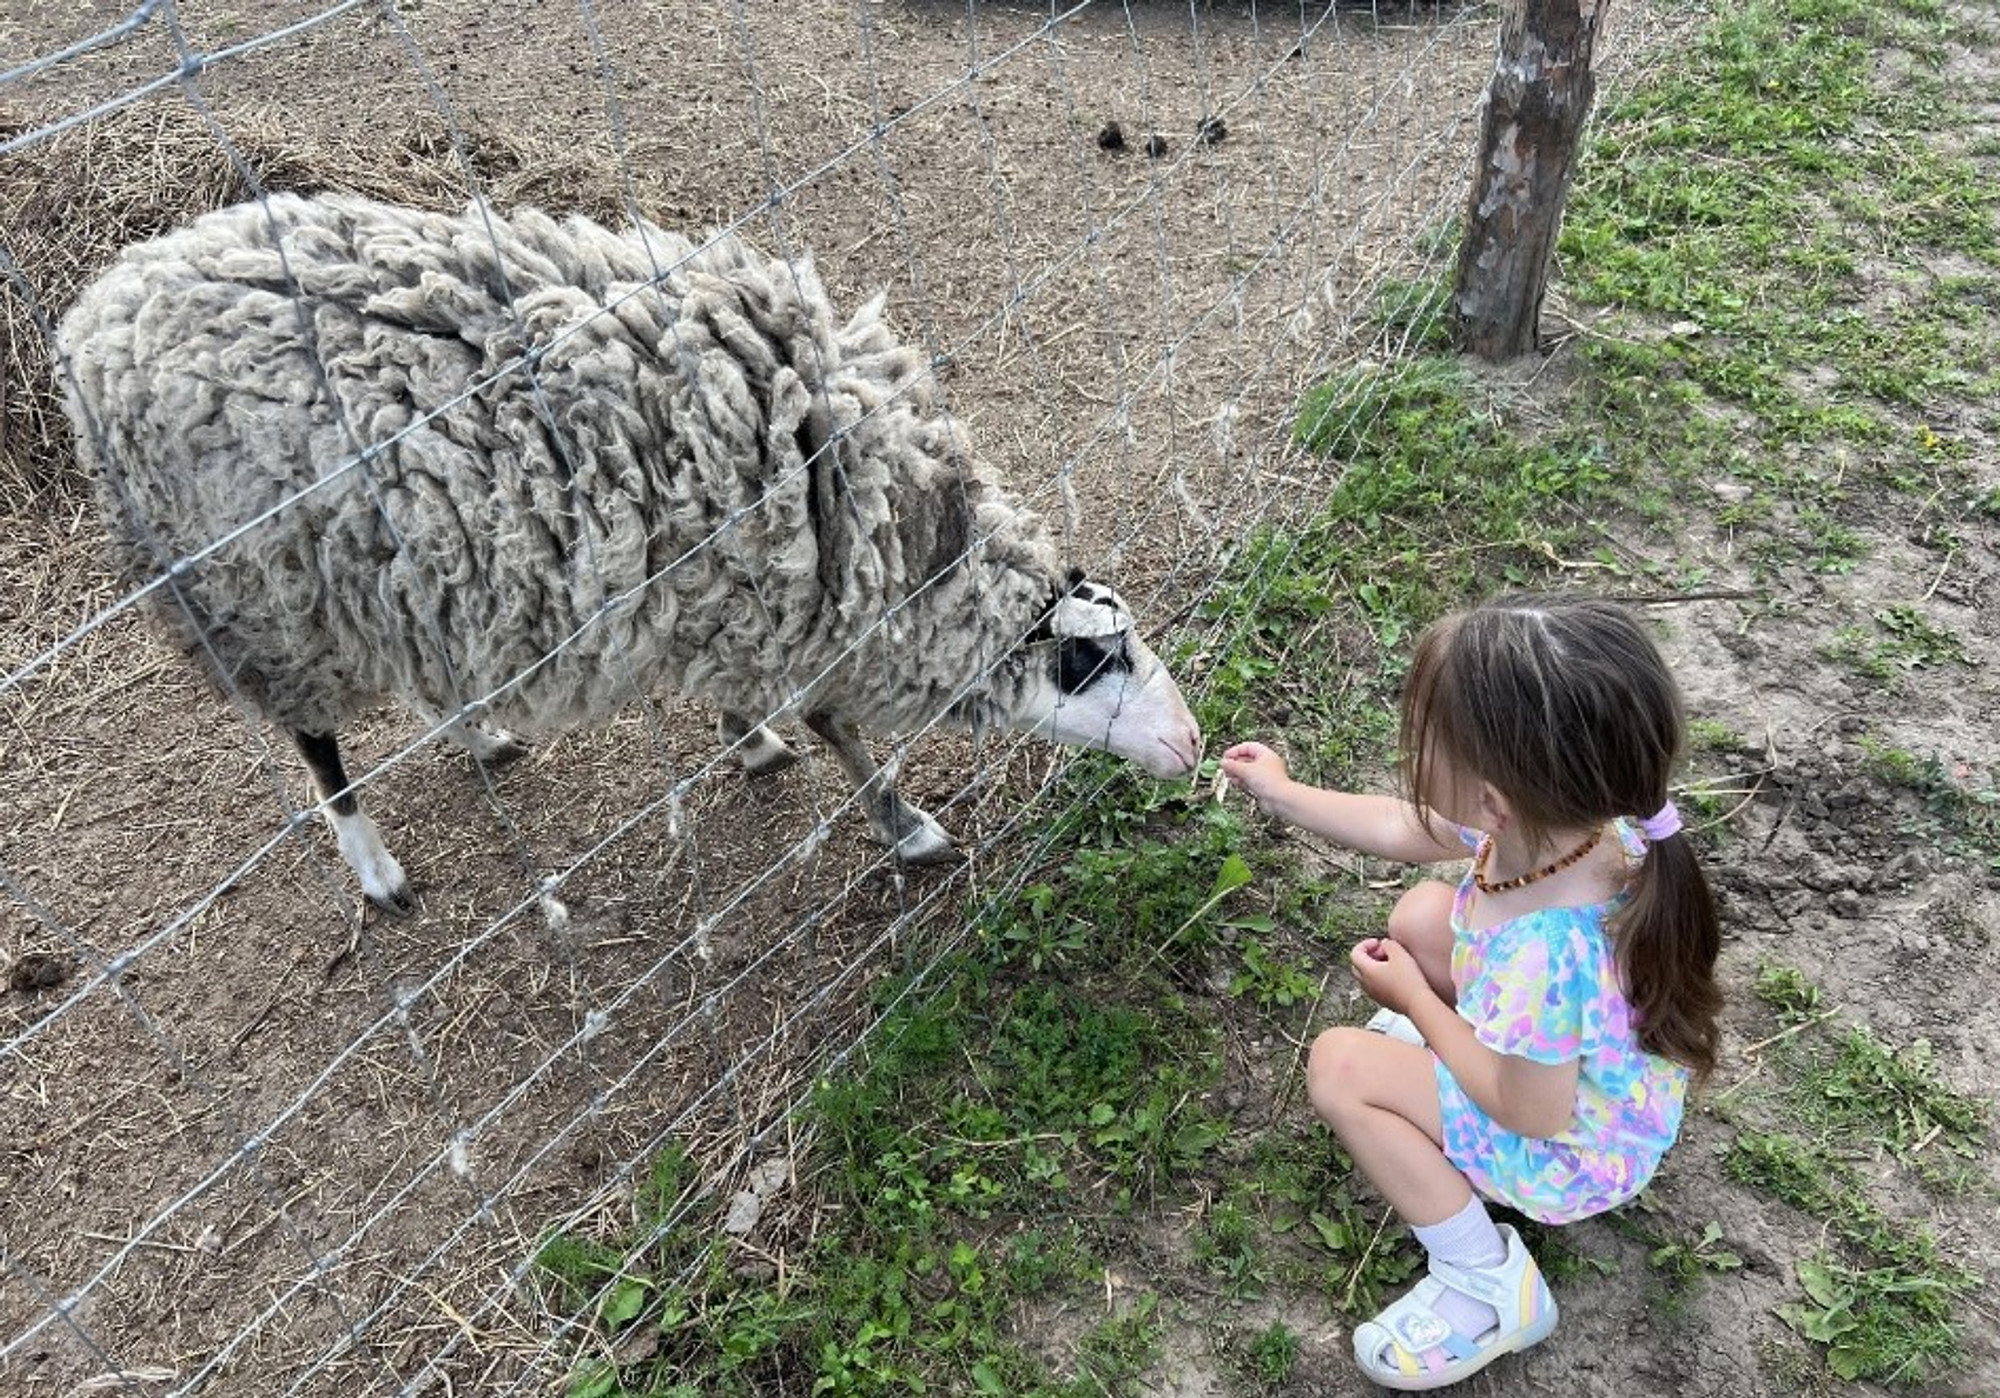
[1349,937,1430,1015]
[1219,741,1290,809]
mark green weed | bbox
[1859,741,2000,867]
[1240,1319,1302,1388]
[1753,963,1827,1025]
[1227,937,1320,1011]
[1191,1193,1270,1297]
[1781,1253,1964,1383]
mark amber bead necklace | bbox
[1473,827,1603,895]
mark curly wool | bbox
[60,193,1063,741]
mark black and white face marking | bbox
[1018,571,1202,780]
[1056,630,1132,694]
[1051,578,1138,695]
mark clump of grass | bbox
[1753,963,1828,1026]
[1856,740,2000,869]
[1808,1027,1987,1160]
[1238,1319,1302,1390]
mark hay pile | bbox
[0,101,665,510]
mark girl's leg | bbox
[1386,880,1457,1005]
[1306,1025,1464,1223]
[1309,1027,1513,1359]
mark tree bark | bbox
[1451,0,1605,361]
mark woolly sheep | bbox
[58,193,1203,911]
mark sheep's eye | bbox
[1054,634,1131,694]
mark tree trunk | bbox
[1451,0,1605,361]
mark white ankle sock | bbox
[1411,1196,1505,1343]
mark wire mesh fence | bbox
[0,1,1663,1392]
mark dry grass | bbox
[0,100,669,510]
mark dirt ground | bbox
[0,2,1994,1396]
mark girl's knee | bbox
[1305,1026,1378,1122]
[1387,879,1455,948]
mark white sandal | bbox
[1352,1224,1558,1390]
[1365,1006,1427,1047]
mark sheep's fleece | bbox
[59,194,1200,895]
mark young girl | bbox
[1221,593,1722,1391]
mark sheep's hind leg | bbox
[414,704,527,767]
[720,711,800,779]
[803,712,959,866]
[294,730,415,913]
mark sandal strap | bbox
[1355,1283,1488,1379]
[1428,1253,1519,1309]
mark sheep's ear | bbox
[1066,565,1087,589]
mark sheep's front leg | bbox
[293,730,415,913]
[803,712,958,866]
[719,711,800,779]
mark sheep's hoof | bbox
[481,734,530,768]
[336,814,414,915]
[743,746,802,781]
[367,881,418,917]
[893,825,963,867]
[461,725,527,767]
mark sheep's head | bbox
[1014,571,1202,780]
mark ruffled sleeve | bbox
[1459,912,1592,1065]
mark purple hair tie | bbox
[1637,802,1682,842]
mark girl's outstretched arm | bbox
[1220,742,1465,864]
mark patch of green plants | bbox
[1724,1132,1973,1283]
[1805,1027,1987,1161]
[1870,604,1971,669]
[1370,272,1455,354]
[1752,962,1828,1025]
[1192,1192,1271,1297]
[1072,1294,1165,1394]
[1212,1124,1424,1317]
[1724,1125,1980,1383]
[1558,0,1999,605]
[1607,1206,1743,1316]
[527,1146,818,1397]
[1687,717,1744,752]
[1238,1318,1302,1390]
[1825,602,1976,681]
[1648,1220,1745,1289]
[1293,361,1611,567]
[1781,1252,1966,1384]
[1737,968,1988,1195]
[1227,936,1319,1011]
[1857,740,2000,869]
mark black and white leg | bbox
[803,711,958,865]
[294,729,414,913]
[719,710,800,779]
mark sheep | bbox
[57,193,1203,912]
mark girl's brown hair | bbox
[1398,594,1723,1080]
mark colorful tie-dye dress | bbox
[1433,821,1689,1224]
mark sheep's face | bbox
[1017,575,1202,780]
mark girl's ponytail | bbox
[1619,830,1723,1083]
